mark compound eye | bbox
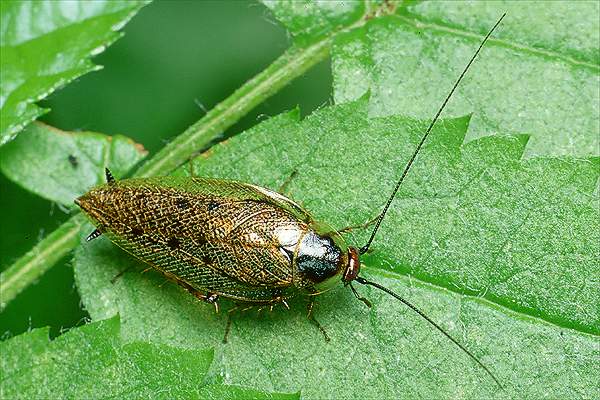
[343,247,360,283]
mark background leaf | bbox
[260,0,366,44]
[0,122,146,314]
[0,122,147,206]
[333,1,600,157]
[0,316,297,400]
[74,98,599,399]
[0,0,149,145]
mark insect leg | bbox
[187,158,197,177]
[349,282,372,308]
[277,169,298,194]
[307,299,330,342]
[223,305,240,344]
[191,290,219,313]
[85,228,102,241]
[109,266,133,284]
[172,277,220,313]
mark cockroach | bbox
[75,14,506,388]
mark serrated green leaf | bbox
[0,0,149,145]
[73,98,599,399]
[260,0,366,45]
[0,122,147,206]
[0,316,297,400]
[332,1,600,157]
[0,316,213,399]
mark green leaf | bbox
[0,316,212,398]
[198,385,299,400]
[332,1,600,157]
[0,316,298,400]
[73,98,599,399]
[0,122,147,206]
[0,0,149,145]
[0,122,146,310]
[260,0,366,44]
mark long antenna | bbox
[359,14,506,255]
[355,276,502,388]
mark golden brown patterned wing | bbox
[77,176,311,301]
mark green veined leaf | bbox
[0,316,213,398]
[260,0,367,45]
[332,1,600,157]
[0,122,147,206]
[73,98,599,399]
[0,0,150,145]
[0,316,298,400]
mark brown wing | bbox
[77,177,310,301]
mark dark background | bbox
[0,0,331,339]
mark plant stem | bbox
[135,42,329,178]
[0,214,84,311]
[0,41,330,311]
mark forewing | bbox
[77,177,309,300]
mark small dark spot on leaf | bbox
[68,154,78,168]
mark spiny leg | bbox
[223,305,241,344]
[223,302,257,344]
[191,290,220,313]
[224,297,290,343]
[307,299,330,342]
[174,278,220,313]
[86,228,102,242]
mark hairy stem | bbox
[0,214,84,311]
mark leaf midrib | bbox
[397,13,600,71]
[364,266,600,338]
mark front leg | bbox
[307,298,330,342]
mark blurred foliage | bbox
[0,0,149,144]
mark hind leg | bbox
[156,269,221,312]
[278,169,298,194]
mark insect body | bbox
[76,175,356,304]
[76,14,507,388]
